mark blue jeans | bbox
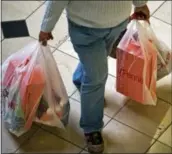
[68,19,128,133]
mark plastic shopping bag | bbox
[144,27,172,80]
[116,20,158,105]
[156,41,172,80]
[1,41,70,136]
[129,25,172,80]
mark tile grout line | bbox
[54,35,69,50]
[144,139,157,154]
[56,48,79,60]
[155,122,172,146]
[30,35,71,56]
[144,126,172,153]
[151,16,172,26]
[1,38,5,42]
[158,97,172,106]
[25,1,45,21]
[13,126,41,153]
[113,118,172,143]
[144,123,172,153]
[151,0,167,16]
[69,89,78,98]
[40,125,85,151]
[102,99,130,129]
[113,118,155,138]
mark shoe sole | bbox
[87,144,104,154]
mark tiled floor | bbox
[1,1,172,153]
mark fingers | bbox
[42,40,47,46]
[39,31,53,46]
[49,33,54,40]
[130,12,150,24]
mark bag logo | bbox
[118,68,143,84]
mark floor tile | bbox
[59,39,78,59]
[1,37,55,64]
[147,1,165,15]
[2,122,39,154]
[2,1,42,21]
[102,119,153,153]
[104,75,129,117]
[2,20,29,39]
[150,17,172,48]
[16,129,82,153]
[71,75,129,118]
[108,57,117,77]
[153,1,171,24]
[130,1,165,16]
[53,50,79,96]
[71,90,80,102]
[157,73,172,104]
[41,99,111,148]
[80,150,88,153]
[147,141,172,153]
[159,125,172,147]
[26,4,68,48]
[115,99,172,139]
[1,37,35,63]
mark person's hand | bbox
[131,5,150,23]
[39,31,53,46]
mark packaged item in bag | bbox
[117,20,158,105]
[1,41,70,136]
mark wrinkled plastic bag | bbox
[1,41,70,136]
[145,27,172,80]
[131,23,172,80]
[117,20,158,105]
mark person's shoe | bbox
[84,131,104,153]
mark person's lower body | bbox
[68,19,128,153]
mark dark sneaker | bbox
[85,131,104,153]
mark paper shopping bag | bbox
[116,26,157,105]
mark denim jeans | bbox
[68,19,128,133]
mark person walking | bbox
[39,1,150,153]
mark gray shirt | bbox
[41,1,147,32]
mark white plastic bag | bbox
[145,27,172,80]
[1,41,70,136]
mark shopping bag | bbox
[1,41,70,136]
[34,43,70,128]
[143,25,172,80]
[1,44,38,136]
[129,28,172,80]
[116,20,158,105]
[156,41,172,80]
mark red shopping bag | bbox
[116,21,157,105]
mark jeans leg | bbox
[69,21,108,133]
